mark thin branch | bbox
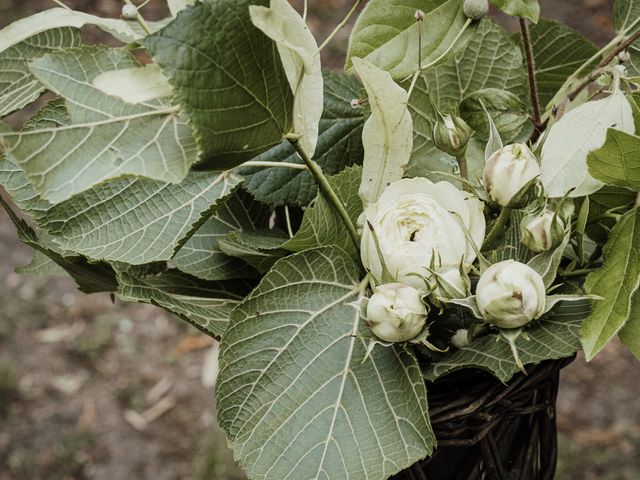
[303,0,308,22]
[287,136,360,253]
[122,0,152,36]
[241,161,307,170]
[284,206,294,238]
[519,18,542,134]
[318,0,362,52]
[51,0,72,9]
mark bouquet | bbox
[1,0,639,478]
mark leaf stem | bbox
[519,18,542,135]
[482,207,512,249]
[287,136,360,253]
[456,154,468,181]
[122,0,152,36]
[560,268,598,278]
[241,161,307,170]
[51,0,72,10]
[318,0,362,52]
[284,206,294,238]
[303,0,308,22]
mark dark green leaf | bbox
[491,0,540,22]
[588,128,640,191]
[218,229,287,274]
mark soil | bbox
[0,1,638,479]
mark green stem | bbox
[456,154,468,182]
[560,268,598,278]
[318,0,361,52]
[519,18,542,133]
[482,207,512,249]
[287,137,360,252]
[241,160,307,170]
[122,0,152,36]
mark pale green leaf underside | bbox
[16,250,68,277]
[491,0,540,22]
[173,189,272,281]
[116,269,247,339]
[1,46,198,203]
[92,64,173,104]
[0,27,81,118]
[250,0,323,157]
[540,91,635,198]
[526,20,598,110]
[353,58,412,206]
[582,209,640,361]
[347,0,475,79]
[42,172,242,265]
[241,71,365,207]
[614,0,640,32]
[587,128,640,191]
[217,247,434,480]
[283,166,363,260]
[143,0,294,169]
[167,0,195,17]
[426,300,591,383]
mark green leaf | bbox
[283,166,363,260]
[425,300,590,382]
[540,90,635,198]
[582,209,640,361]
[614,0,640,32]
[173,189,272,281]
[241,70,365,207]
[0,46,198,203]
[41,172,242,265]
[167,0,195,16]
[219,230,288,274]
[217,247,434,479]
[16,250,68,277]
[491,0,540,22]
[619,289,640,359]
[0,27,81,118]
[143,0,293,169]
[588,129,640,191]
[406,18,526,180]
[352,58,413,206]
[92,64,173,104]
[116,269,250,339]
[0,8,147,48]
[0,195,117,294]
[346,0,475,79]
[250,0,323,156]
[527,228,572,288]
[586,186,637,244]
[524,20,598,109]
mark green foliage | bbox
[588,129,640,191]
[619,291,640,359]
[490,0,540,22]
[219,230,288,274]
[425,300,590,382]
[241,71,365,207]
[582,209,640,361]
[0,28,81,118]
[217,247,435,480]
[347,0,476,79]
[283,166,363,260]
[143,0,294,170]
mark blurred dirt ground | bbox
[0,1,638,479]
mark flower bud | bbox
[482,143,540,207]
[521,209,565,253]
[476,260,546,329]
[366,283,428,343]
[122,4,138,19]
[432,268,470,301]
[451,329,470,349]
[463,0,489,20]
[432,113,472,157]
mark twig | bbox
[241,161,307,170]
[318,0,361,52]
[287,136,360,252]
[519,18,542,135]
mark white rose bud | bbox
[361,178,486,290]
[521,209,565,253]
[432,113,472,157]
[476,260,546,329]
[482,144,541,207]
[122,4,138,19]
[463,0,489,20]
[366,283,428,343]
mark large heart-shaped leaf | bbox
[217,247,435,480]
[346,0,476,79]
[41,172,242,265]
[143,0,294,170]
[0,46,199,203]
[241,70,365,207]
[0,27,81,118]
[582,209,640,361]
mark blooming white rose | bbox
[483,144,540,207]
[361,178,485,290]
[476,260,546,329]
[521,209,565,253]
[366,283,428,343]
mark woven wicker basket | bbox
[395,356,575,480]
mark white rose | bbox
[483,144,540,207]
[361,178,486,290]
[366,283,428,343]
[521,209,565,253]
[476,260,546,329]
